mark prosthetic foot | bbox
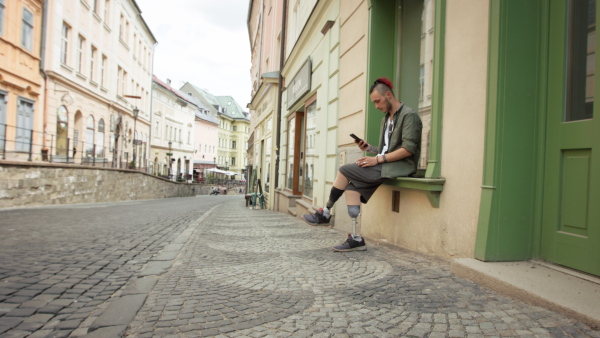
[332,206,366,252]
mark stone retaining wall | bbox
[0,161,211,208]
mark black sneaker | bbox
[302,208,331,226]
[332,234,367,252]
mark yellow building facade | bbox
[0,0,44,161]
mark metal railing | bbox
[0,122,148,172]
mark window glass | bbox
[16,98,34,152]
[90,46,97,81]
[286,117,295,190]
[61,23,69,65]
[22,8,33,51]
[565,0,595,121]
[408,0,435,169]
[303,102,316,199]
[0,0,6,36]
[56,106,68,156]
[77,35,85,73]
[265,137,271,193]
[85,115,95,157]
[97,119,105,157]
[0,92,6,150]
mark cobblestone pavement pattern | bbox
[0,196,223,337]
[1,196,600,337]
[127,199,599,337]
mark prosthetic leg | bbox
[332,204,366,251]
[348,205,361,239]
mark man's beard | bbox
[384,98,392,113]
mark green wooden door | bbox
[541,0,600,276]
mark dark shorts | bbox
[339,163,387,204]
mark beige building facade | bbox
[247,0,284,206]
[248,0,600,279]
[276,0,340,215]
[266,0,485,259]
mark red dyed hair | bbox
[376,77,393,89]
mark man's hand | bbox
[357,140,369,151]
[356,156,376,167]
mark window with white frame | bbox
[61,23,70,65]
[0,91,6,150]
[22,8,33,52]
[85,115,95,157]
[104,0,110,23]
[90,46,97,82]
[97,119,105,157]
[122,70,127,95]
[16,98,34,152]
[0,0,6,37]
[77,35,85,74]
[125,20,130,45]
[117,66,123,94]
[100,55,107,87]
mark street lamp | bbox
[132,107,139,169]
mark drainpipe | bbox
[40,0,49,155]
[274,0,287,191]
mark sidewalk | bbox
[116,199,599,337]
[452,258,600,330]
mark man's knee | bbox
[347,205,360,218]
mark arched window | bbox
[56,106,69,156]
[97,119,105,158]
[85,115,95,157]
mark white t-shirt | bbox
[378,104,402,156]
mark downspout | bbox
[148,42,158,173]
[40,0,49,154]
[274,0,287,190]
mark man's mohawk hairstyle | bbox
[377,77,393,89]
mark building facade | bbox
[150,76,195,180]
[180,82,250,179]
[0,0,44,161]
[192,109,218,181]
[42,0,156,168]
[248,0,600,278]
[275,0,341,218]
[247,0,284,206]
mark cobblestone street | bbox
[1,196,599,337]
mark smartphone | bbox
[350,133,361,142]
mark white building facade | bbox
[150,76,195,180]
[42,0,156,168]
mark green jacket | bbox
[377,105,423,178]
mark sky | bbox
[140,0,252,110]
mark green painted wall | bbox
[365,0,397,146]
[475,0,546,261]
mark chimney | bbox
[166,78,171,85]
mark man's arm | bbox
[382,147,412,162]
[357,140,379,154]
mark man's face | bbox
[370,91,392,113]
